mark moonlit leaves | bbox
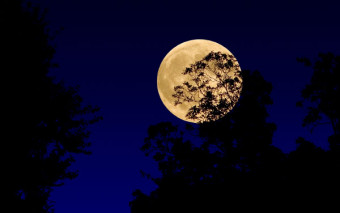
[172,51,242,123]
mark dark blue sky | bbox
[32,0,340,212]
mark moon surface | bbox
[157,39,241,123]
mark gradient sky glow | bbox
[29,0,340,212]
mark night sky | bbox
[31,0,340,212]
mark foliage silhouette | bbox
[130,70,285,212]
[172,51,242,122]
[131,53,340,212]
[297,53,340,150]
[288,53,340,206]
[2,1,101,212]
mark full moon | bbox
[157,39,242,123]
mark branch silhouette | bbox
[172,51,242,123]
[132,53,340,211]
[131,70,283,212]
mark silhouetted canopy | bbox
[2,1,101,212]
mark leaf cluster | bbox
[172,51,242,122]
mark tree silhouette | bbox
[289,53,340,207]
[172,51,242,122]
[131,52,340,212]
[130,69,284,212]
[297,53,340,150]
[2,1,101,212]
